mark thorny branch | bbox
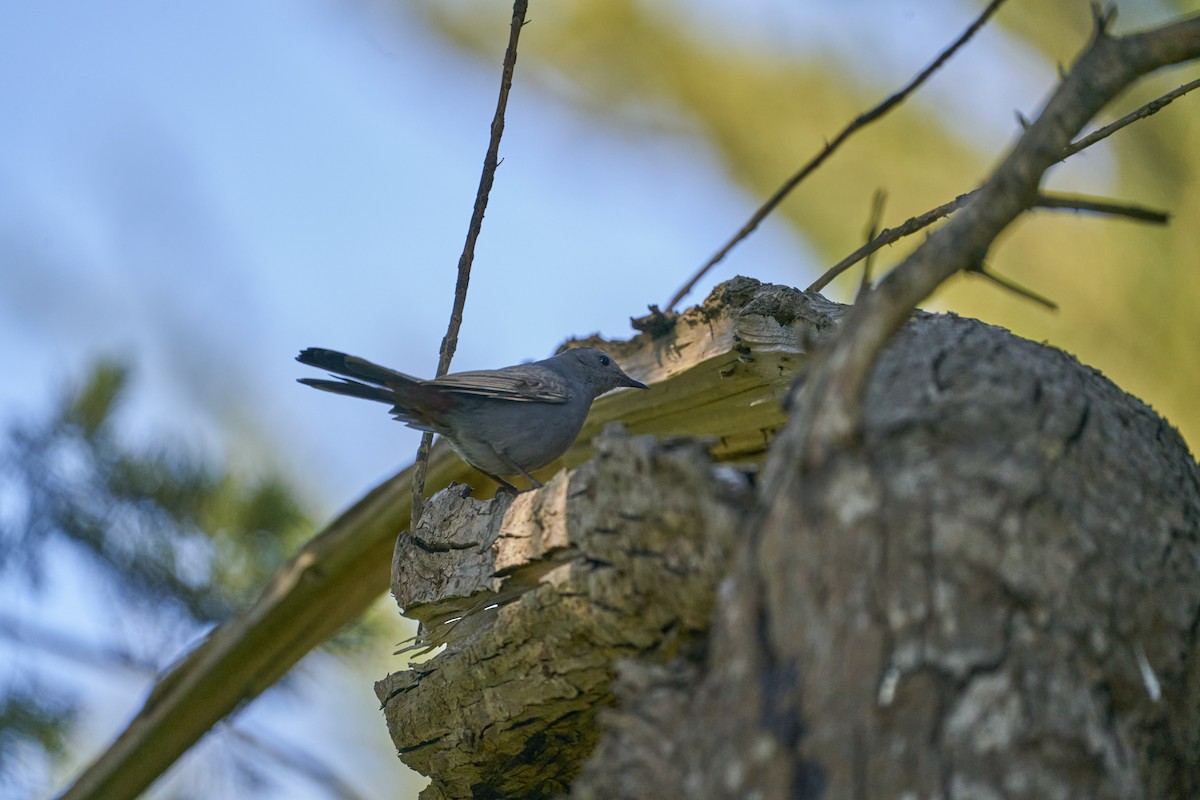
[784,11,1200,470]
[807,76,1200,293]
[663,0,1010,312]
[1035,192,1169,223]
[411,0,529,529]
[956,188,1168,311]
[1062,74,1200,159]
[809,191,976,294]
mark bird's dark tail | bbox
[296,347,420,405]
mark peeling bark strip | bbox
[377,431,754,799]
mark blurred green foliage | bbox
[418,0,1200,452]
[0,685,77,783]
[3,360,312,618]
[0,360,316,789]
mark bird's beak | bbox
[621,374,648,390]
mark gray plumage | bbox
[297,346,647,490]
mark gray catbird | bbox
[297,346,647,490]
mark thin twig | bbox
[856,190,887,301]
[1036,192,1170,223]
[808,191,978,293]
[1062,76,1200,159]
[807,77,1198,294]
[412,0,528,530]
[968,191,1169,314]
[663,0,1009,312]
[969,267,1060,309]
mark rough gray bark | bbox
[378,432,753,799]
[375,280,1200,799]
[572,311,1200,799]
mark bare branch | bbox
[968,266,1060,309]
[663,0,1010,312]
[412,0,529,529]
[807,77,1199,294]
[1062,75,1200,159]
[1036,192,1170,223]
[807,191,977,293]
[784,14,1200,468]
[856,190,888,301]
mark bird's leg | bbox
[479,470,520,493]
[491,450,543,490]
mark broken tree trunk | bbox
[374,278,1200,799]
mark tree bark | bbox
[573,309,1200,799]
[378,431,754,799]
[376,281,1200,799]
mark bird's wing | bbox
[423,367,570,403]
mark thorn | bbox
[1057,62,1068,81]
[854,276,873,303]
[973,267,1059,311]
[963,251,988,274]
[1090,2,1117,36]
[857,189,887,302]
[1015,110,1031,130]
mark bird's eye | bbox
[599,355,611,366]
